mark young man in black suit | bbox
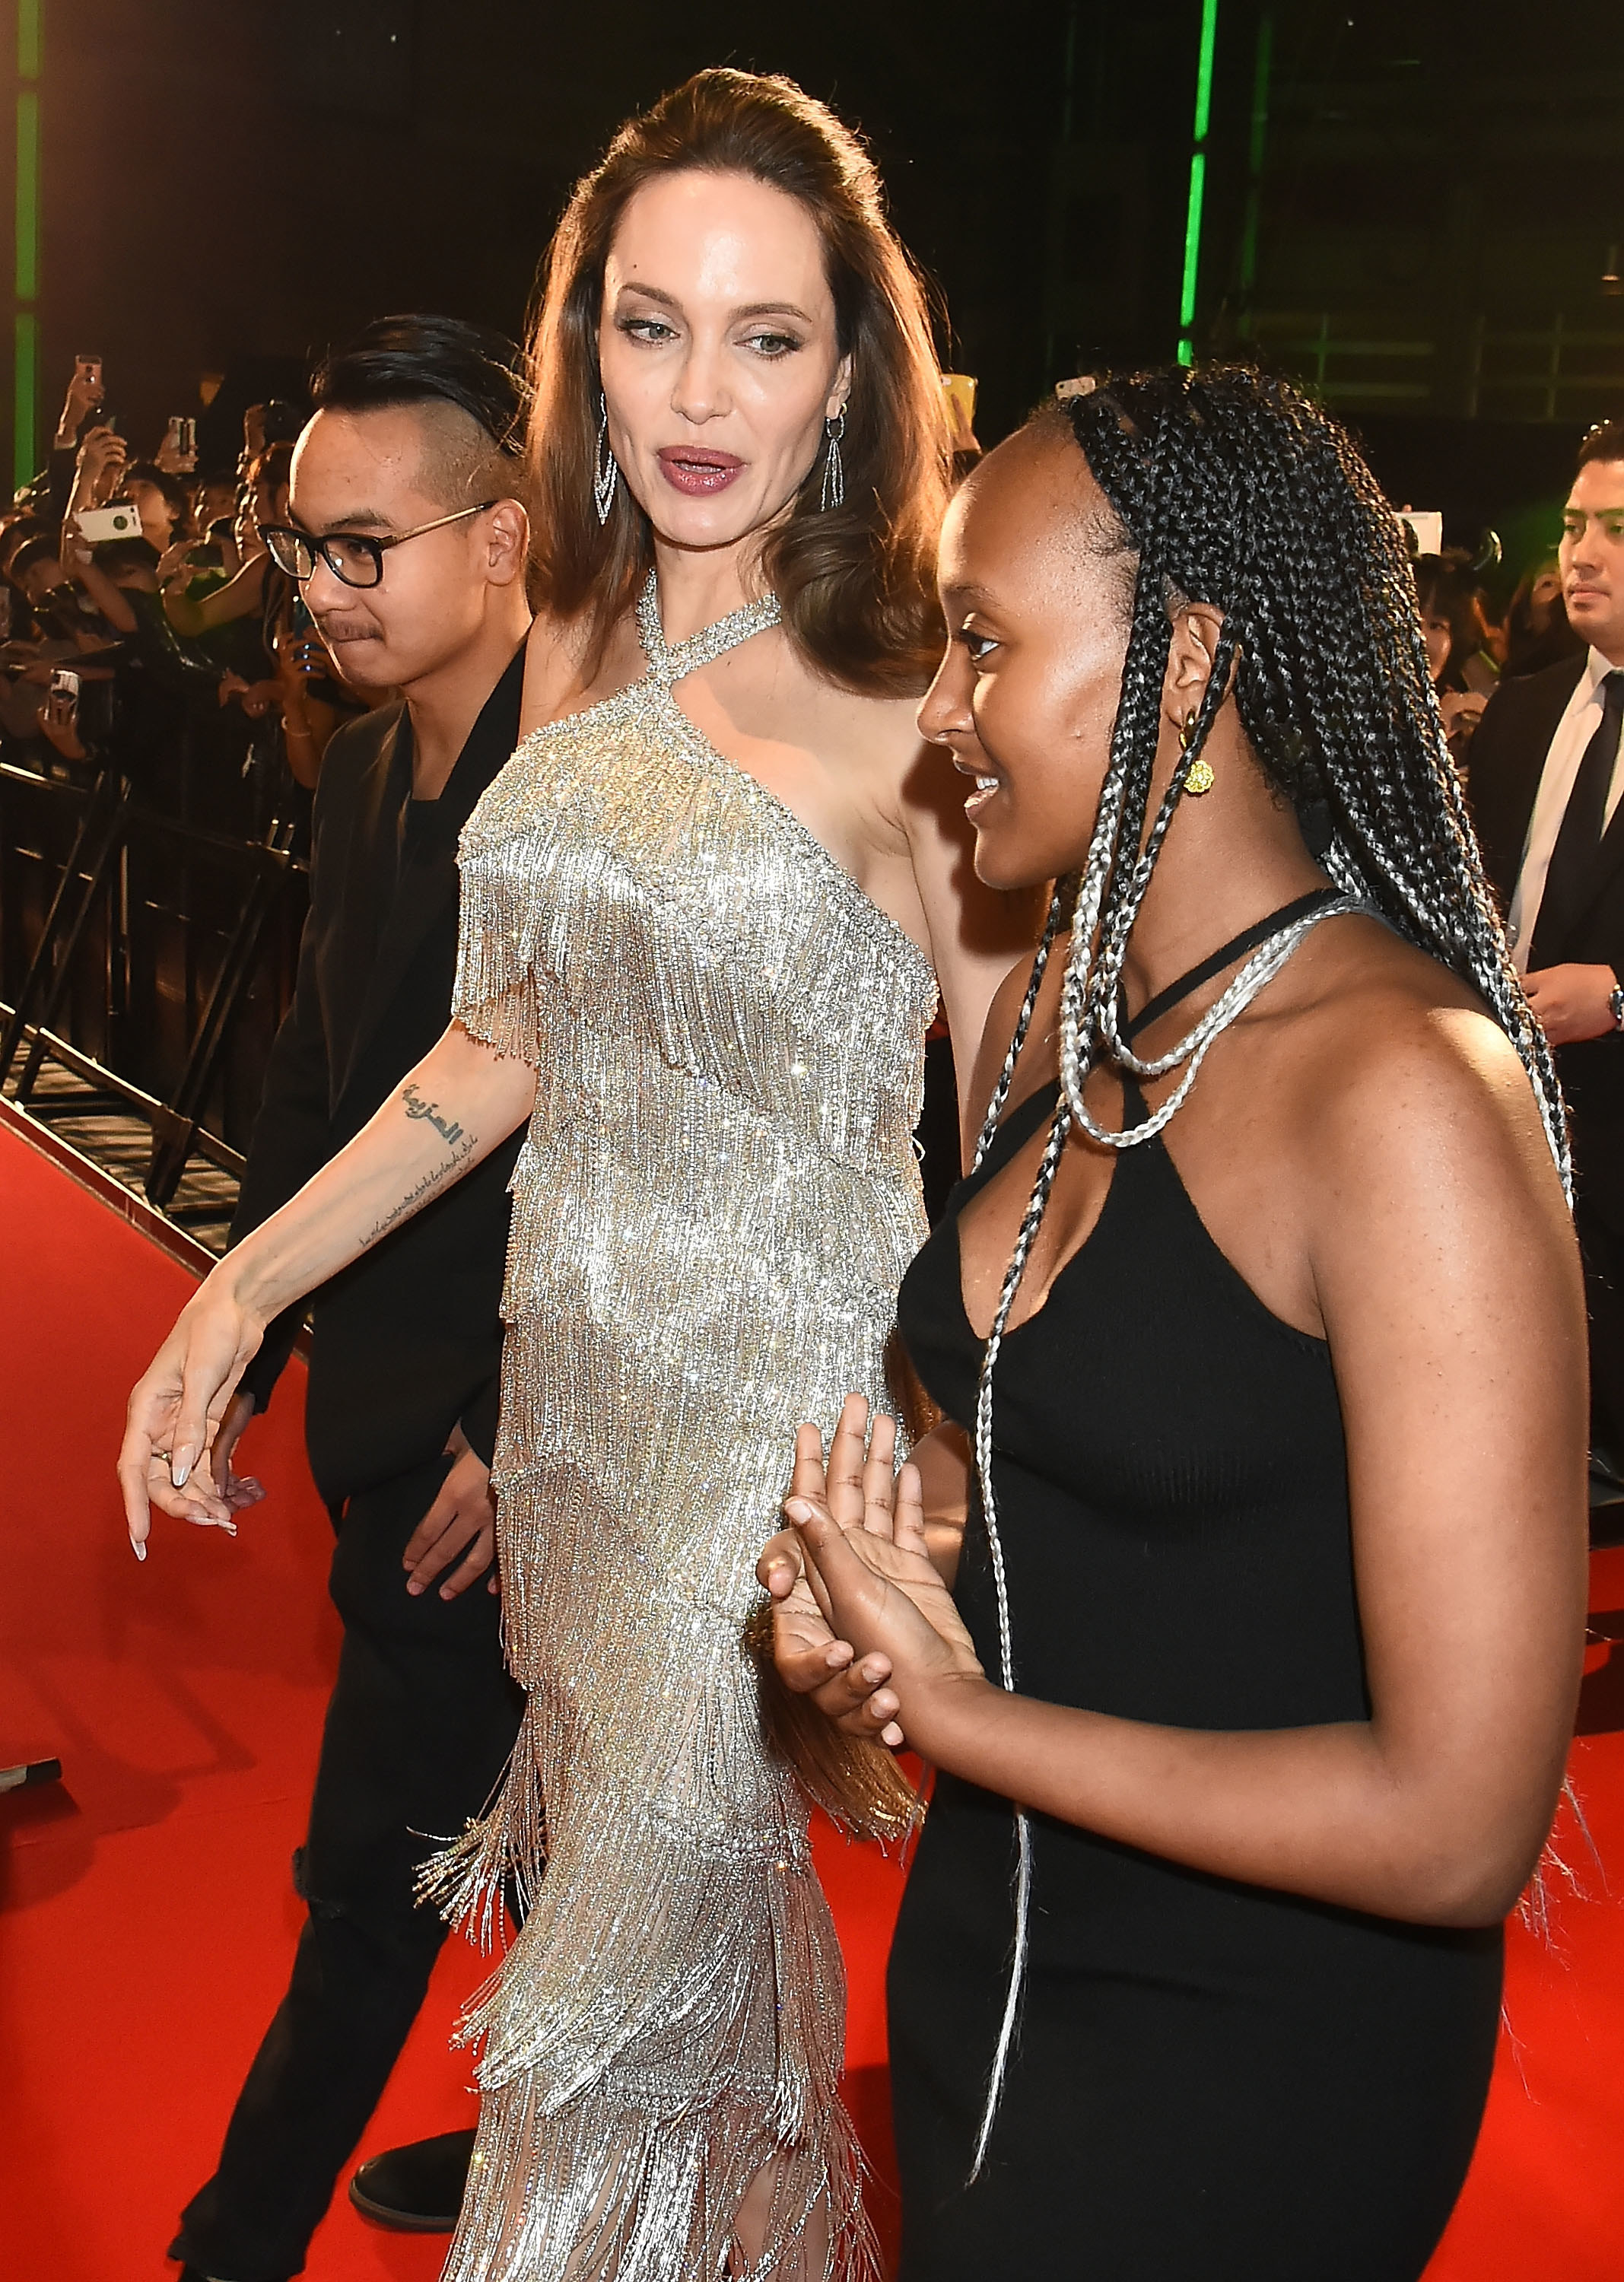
[168,317,533,2282]
[1470,421,1624,1470]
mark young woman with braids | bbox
[761,365,1588,2280]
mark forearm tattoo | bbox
[358,1086,478,1250]
[401,1081,465,1146]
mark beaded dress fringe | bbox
[421,584,934,2281]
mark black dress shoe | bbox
[349,2126,475,2233]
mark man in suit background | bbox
[1469,421,1624,1473]
[169,316,533,2282]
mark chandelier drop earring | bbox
[819,408,846,513]
[1180,711,1215,795]
[593,391,618,526]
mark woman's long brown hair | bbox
[525,68,952,696]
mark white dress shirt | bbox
[1508,647,1624,973]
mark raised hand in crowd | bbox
[37,679,87,761]
[155,421,199,477]
[272,628,334,787]
[59,526,139,636]
[70,423,129,514]
[52,357,104,450]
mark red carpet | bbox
[2,1118,1620,2277]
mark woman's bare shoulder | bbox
[1282,917,1562,1225]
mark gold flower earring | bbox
[1180,713,1215,796]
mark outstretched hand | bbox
[757,1394,983,1753]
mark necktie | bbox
[1530,668,1624,967]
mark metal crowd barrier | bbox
[0,735,308,1213]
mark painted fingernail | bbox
[130,1535,146,1562]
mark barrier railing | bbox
[0,739,307,1213]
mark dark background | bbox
[5,0,1622,589]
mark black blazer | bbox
[231,645,527,1501]
[1469,652,1624,1228]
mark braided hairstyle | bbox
[980,363,1565,1173]
[961,363,1569,2181]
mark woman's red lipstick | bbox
[656,446,745,495]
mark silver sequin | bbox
[427,574,937,2281]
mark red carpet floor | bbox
[2,1118,1621,2278]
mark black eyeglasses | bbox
[261,501,498,590]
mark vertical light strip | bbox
[15,91,39,298]
[14,0,43,488]
[1177,0,1221,367]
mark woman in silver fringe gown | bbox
[434,572,939,2277]
[120,70,1031,2282]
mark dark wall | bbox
[17,0,1612,524]
[21,0,1123,473]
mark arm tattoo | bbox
[360,1131,477,1251]
[401,1081,465,1147]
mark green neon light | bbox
[15,90,39,302]
[14,312,37,488]
[1193,0,1219,141]
[1178,0,1220,361]
[1180,150,1207,329]
[18,0,40,78]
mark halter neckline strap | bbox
[635,570,782,690]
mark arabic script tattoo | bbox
[401,1081,465,1147]
[360,1133,477,1251]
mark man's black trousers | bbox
[173,1453,524,2282]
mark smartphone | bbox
[1397,510,1444,558]
[49,666,81,700]
[942,373,978,430]
[74,354,102,391]
[76,501,143,543]
[165,415,197,457]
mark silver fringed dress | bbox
[432,578,937,2282]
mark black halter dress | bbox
[887,1073,1502,2281]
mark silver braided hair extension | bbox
[957,362,1571,2182]
[971,882,1069,1172]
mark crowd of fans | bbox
[0,359,364,837]
[0,352,1594,833]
